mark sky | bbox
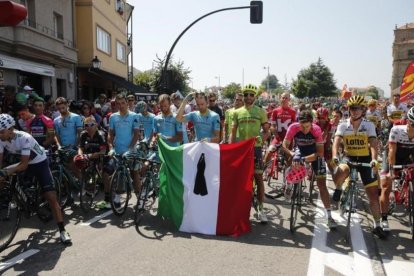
[128,0,414,96]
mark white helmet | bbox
[0,114,15,130]
[408,107,414,122]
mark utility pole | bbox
[263,66,270,98]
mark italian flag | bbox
[157,138,255,236]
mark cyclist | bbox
[366,99,382,130]
[135,101,155,142]
[315,107,334,173]
[53,97,83,182]
[379,106,414,232]
[387,93,408,126]
[26,97,55,149]
[223,93,244,143]
[103,93,142,209]
[208,92,224,141]
[332,95,385,239]
[283,110,337,228]
[264,92,296,164]
[0,114,71,244]
[229,84,270,223]
[176,92,221,143]
[151,94,183,147]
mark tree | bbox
[291,58,337,98]
[152,55,192,94]
[261,74,280,90]
[221,83,242,99]
[133,70,154,92]
[365,86,379,99]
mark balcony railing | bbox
[21,19,76,48]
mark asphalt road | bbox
[1,174,413,276]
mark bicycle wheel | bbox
[52,169,71,209]
[409,181,414,240]
[0,191,21,252]
[79,170,98,212]
[134,177,152,225]
[110,168,131,216]
[289,182,300,233]
[345,183,355,243]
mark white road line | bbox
[350,214,374,276]
[382,258,414,276]
[80,210,113,226]
[0,249,40,272]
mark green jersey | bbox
[225,107,239,142]
[232,105,267,147]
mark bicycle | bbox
[110,154,138,216]
[134,156,161,225]
[78,155,105,212]
[263,144,286,199]
[338,161,373,243]
[390,164,414,240]
[0,173,60,252]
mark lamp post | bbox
[92,56,101,69]
[263,66,270,98]
[215,75,221,100]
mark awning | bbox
[0,53,55,77]
[90,68,154,95]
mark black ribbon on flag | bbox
[193,153,208,196]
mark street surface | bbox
[1,173,413,276]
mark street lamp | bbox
[215,75,221,100]
[91,56,101,69]
[263,66,270,98]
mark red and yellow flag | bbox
[400,60,414,103]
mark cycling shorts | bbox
[311,158,326,179]
[25,159,55,193]
[254,147,263,174]
[342,156,377,188]
[380,149,410,179]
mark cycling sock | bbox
[373,220,381,228]
[58,222,65,232]
[104,193,110,203]
[326,209,332,218]
[381,213,388,221]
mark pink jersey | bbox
[284,122,323,155]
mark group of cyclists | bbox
[0,82,412,247]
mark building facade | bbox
[391,22,414,92]
[0,0,77,99]
[75,0,137,101]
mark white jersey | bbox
[387,103,408,120]
[365,109,382,126]
[0,130,47,164]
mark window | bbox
[115,0,124,15]
[97,26,111,54]
[116,41,126,62]
[409,49,414,58]
[53,13,63,39]
[22,0,36,28]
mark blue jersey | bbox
[184,110,220,141]
[138,112,155,140]
[153,113,182,147]
[109,112,140,154]
[54,113,83,147]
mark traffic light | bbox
[250,1,263,24]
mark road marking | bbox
[307,196,374,276]
[80,210,113,226]
[0,249,40,272]
[382,258,414,276]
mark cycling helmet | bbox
[242,84,258,95]
[73,154,89,169]
[367,99,377,106]
[0,114,15,130]
[407,107,414,122]
[135,101,147,114]
[285,166,306,184]
[316,107,330,118]
[347,95,366,107]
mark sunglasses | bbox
[85,122,96,127]
[209,99,216,103]
[350,106,363,111]
[243,93,255,97]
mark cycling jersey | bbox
[270,106,296,144]
[315,121,332,142]
[284,123,324,156]
[387,103,408,120]
[183,110,220,141]
[79,130,107,154]
[138,112,155,140]
[335,119,376,157]
[27,114,54,146]
[388,125,414,162]
[224,107,239,141]
[0,130,46,164]
[109,111,140,154]
[232,105,268,147]
[153,113,183,147]
[54,112,83,147]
